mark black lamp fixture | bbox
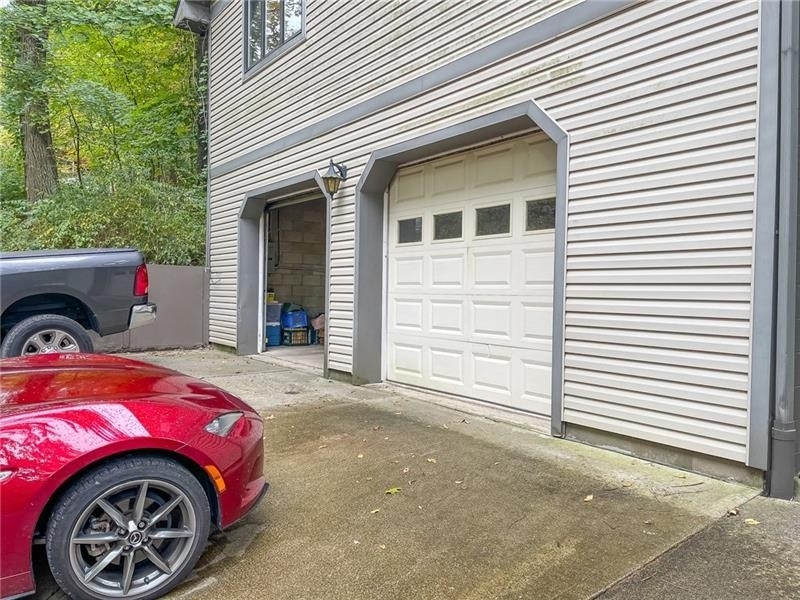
[321,159,347,196]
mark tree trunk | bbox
[19,0,58,202]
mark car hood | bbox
[0,353,240,413]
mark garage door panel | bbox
[394,257,424,287]
[475,147,515,186]
[388,134,556,421]
[523,246,555,286]
[391,342,424,378]
[433,159,467,195]
[525,139,558,178]
[394,168,425,202]
[521,360,552,413]
[472,300,513,340]
[429,347,465,386]
[472,250,513,288]
[430,253,465,288]
[429,299,465,335]
[473,352,513,395]
[392,298,423,331]
[522,303,553,340]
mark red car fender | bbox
[1,437,221,600]
[30,437,207,528]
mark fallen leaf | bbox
[392,460,399,464]
[493,462,500,466]
[403,466,410,474]
[418,505,423,510]
[373,426,382,431]
[427,458,438,464]
[370,508,381,514]
[318,444,328,449]
[357,454,364,459]
[644,519,653,525]
[583,494,594,502]
[394,411,402,415]
[366,477,373,481]
[674,473,687,479]
[727,507,739,517]
[265,415,275,420]
[744,518,760,526]
[460,419,470,424]
[385,486,401,495]
[378,544,386,550]
[622,481,633,487]
[353,540,360,545]
[442,424,449,429]
[455,480,463,485]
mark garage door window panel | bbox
[397,217,423,244]
[526,198,556,232]
[475,204,511,237]
[434,211,463,241]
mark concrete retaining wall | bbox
[97,264,208,352]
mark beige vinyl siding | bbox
[206,0,760,460]
[208,0,581,165]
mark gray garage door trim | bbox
[238,171,329,359]
[354,100,569,436]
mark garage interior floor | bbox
[258,343,324,371]
[29,349,798,600]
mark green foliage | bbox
[0,0,207,263]
[0,171,206,265]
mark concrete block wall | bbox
[268,200,325,317]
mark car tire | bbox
[46,455,211,600]
[0,314,93,357]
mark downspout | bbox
[769,0,800,500]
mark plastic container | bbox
[281,308,308,329]
[282,328,309,345]
[266,302,282,323]
[265,323,282,347]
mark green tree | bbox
[0,0,207,265]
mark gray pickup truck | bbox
[0,248,156,357]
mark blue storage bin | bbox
[265,323,281,347]
[281,308,308,329]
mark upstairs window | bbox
[246,0,303,70]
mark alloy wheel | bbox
[67,479,197,598]
[22,329,81,354]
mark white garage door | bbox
[387,134,557,418]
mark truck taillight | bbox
[134,264,149,296]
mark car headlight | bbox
[205,412,243,437]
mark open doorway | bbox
[262,196,326,371]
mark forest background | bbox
[0,0,206,265]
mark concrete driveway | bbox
[30,349,798,599]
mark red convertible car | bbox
[0,353,267,600]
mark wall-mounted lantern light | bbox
[321,159,347,196]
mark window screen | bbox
[398,217,422,244]
[526,198,556,231]
[475,204,510,236]
[434,211,462,240]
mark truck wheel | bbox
[0,314,93,357]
